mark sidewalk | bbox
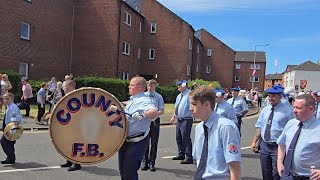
[0,107,260,131]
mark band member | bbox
[60,80,82,171]
[118,77,158,180]
[214,89,238,125]
[251,85,294,180]
[313,91,320,119]
[141,79,165,171]
[190,86,241,180]
[170,80,193,164]
[1,93,23,164]
[277,94,320,179]
[227,87,248,135]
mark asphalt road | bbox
[0,115,262,180]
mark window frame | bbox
[187,65,191,76]
[20,22,30,40]
[234,76,240,82]
[122,42,130,56]
[188,38,192,50]
[250,76,259,82]
[150,21,156,33]
[207,48,212,57]
[19,63,29,78]
[122,72,129,80]
[138,48,141,59]
[149,48,155,60]
[124,11,132,27]
[235,63,241,69]
[251,63,260,69]
[206,66,211,74]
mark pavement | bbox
[0,107,259,131]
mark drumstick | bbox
[109,105,132,116]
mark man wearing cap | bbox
[263,84,290,108]
[214,89,238,125]
[170,80,193,164]
[251,85,295,180]
[313,91,320,119]
[227,87,248,135]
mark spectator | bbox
[1,74,12,96]
[258,91,263,108]
[51,81,64,111]
[36,83,48,125]
[47,77,57,113]
[62,75,71,92]
[21,77,33,117]
[0,74,4,113]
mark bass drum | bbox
[49,87,127,165]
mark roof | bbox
[286,61,320,72]
[265,73,282,80]
[235,51,266,62]
[123,0,144,17]
[195,29,234,51]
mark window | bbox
[124,11,131,26]
[206,66,211,74]
[197,45,200,54]
[207,48,212,57]
[122,42,130,55]
[187,65,191,76]
[188,38,192,50]
[235,76,240,82]
[139,22,142,33]
[250,76,259,82]
[20,22,30,40]
[235,63,241,69]
[149,48,155,60]
[25,0,32,3]
[138,48,141,59]
[196,64,199,72]
[122,72,129,80]
[19,63,28,78]
[250,64,260,69]
[150,21,156,33]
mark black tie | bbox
[175,94,183,116]
[315,102,319,116]
[264,107,274,141]
[214,104,219,112]
[231,98,235,106]
[194,125,209,180]
[283,122,303,176]
[2,113,6,132]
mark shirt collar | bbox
[302,116,318,128]
[130,92,145,100]
[145,91,156,97]
[204,111,218,130]
[181,89,190,96]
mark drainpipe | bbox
[69,0,75,74]
[116,0,122,78]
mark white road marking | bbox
[241,146,251,150]
[0,166,61,173]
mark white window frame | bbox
[187,65,191,76]
[26,0,32,2]
[139,22,142,33]
[206,66,211,74]
[207,48,212,57]
[19,63,29,78]
[250,64,260,69]
[138,48,141,59]
[150,21,156,33]
[196,64,199,72]
[197,45,200,54]
[234,76,240,82]
[235,63,241,69]
[122,72,129,80]
[124,11,132,26]
[20,22,30,40]
[188,38,192,50]
[250,76,259,82]
[149,48,155,60]
[122,42,130,56]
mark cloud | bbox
[157,0,320,13]
[275,34,320,47]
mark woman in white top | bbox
[1,74,12,113]
[52,81,64,112]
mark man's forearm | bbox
[252,128,261,144]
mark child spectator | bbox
[36,83,48,125]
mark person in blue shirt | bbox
[0,93,23,164]
[312,91,320,119]
[251,85,295,180]
[227,87,248,135]
[277,94,320,179]
[118,76,159,180]
[190,86,241,180]
[141,79,165,172]
[170,80,193,164]
[214,89,238,125]
[36,83,48,125]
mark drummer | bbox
[0,92,23,164]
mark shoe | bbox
[60,162,72,168]
[180,159,193,164]
[140,165,149,171]
[1,159,15,164]
[23,114,29,117]
[172,155,185,160]
[36,121,45,125]
[150,165,156,171]
[68,164,81,171]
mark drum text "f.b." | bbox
[72,143,105,158]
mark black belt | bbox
[177,117,193,121]
[263,141,277,146]
[127,132,146,140]
[291,171,309,180]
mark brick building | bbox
[0,0,266,88]
[233,51,266,90]
[264,73,283,89]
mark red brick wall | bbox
[234,61,266,90]
[0,0,73,80]
[139,0,194,85]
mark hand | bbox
[170,117,175,124]
[9,126,18,135]
[132,112,145,121]
[41,104,44,108]
[277,163,285,177]
[21,96,24,100]
[311,170,320,180]
[250,142,257,152]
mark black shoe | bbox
[68,164,81,171]
[1,159,15,164]
[150,165,156,171]
[172,155,185,160]
[141,165,149,171]
[180,159,193,164]
[23,114,29,117]
[60,162,72,168]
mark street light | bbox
[252,43,270,90]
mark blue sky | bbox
[157,0,320,74]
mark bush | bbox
[157,86,179,103]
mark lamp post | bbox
[252,44,270,90]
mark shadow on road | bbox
[82,166,119,176]
[7,162,48,169]
[242,177,262,180]
[241,153,260,159]
[156,167,195,179]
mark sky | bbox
[157,0,320,75]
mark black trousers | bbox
[37,104,46,122]
[236,116,242,137]
[1,122,16,161]
[176,118,193,159]
[142,118,160,166]
[24,98,32,116]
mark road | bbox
[0,115,262,180]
